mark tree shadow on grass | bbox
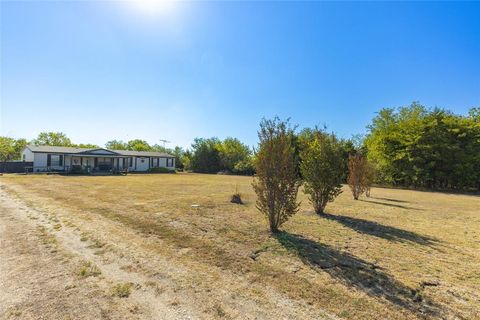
[322,213,438,246]
[275,232,441,317]
[359,199,422,210]
[371,197,410,203]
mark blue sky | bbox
[1,1,479,149]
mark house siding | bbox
[33,153,48,168]
[22,148,34,162]
[133,157,150,171]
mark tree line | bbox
[365,103,480,190]
[1,102,478,191]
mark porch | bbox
[65,156,129,174]
[26,155,130,174]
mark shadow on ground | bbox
[360,199,422,210]
[275,232,441,317]
[371,197,410,203]
[322,213,438,246]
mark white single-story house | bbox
[21,145,175,173]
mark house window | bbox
[129,157,133,167]
[23,154,26,161]
[167,158,174,167]
[50,155,60,166]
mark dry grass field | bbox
[1,173,479,319]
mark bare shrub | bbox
[252,117,300,233]
[347,154,374,199]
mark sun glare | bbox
[128,0,176,16]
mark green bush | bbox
[70,165,85,174]
[300,130,344,214]
[232,159,255,176]
[148,167,176,174]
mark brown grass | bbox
[2,173,480,319]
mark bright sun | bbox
[128,0,176,16]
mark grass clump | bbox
[36,225,57,247]
[112,283,132,298]
[230,193,243,204]
[213,303,227,318]
[77,261,101,278]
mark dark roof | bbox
[25,145,175,158]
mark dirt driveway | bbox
[0,186,198,320]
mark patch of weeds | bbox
[79,232,88,241]
[411,287,424,302]
[112,283,132,298]
[88,239,105,249]
[94,249,106,255]
[65,283,77,290]
[7,309,22,317]
[213,303,227,318]
[339,310,350,317]
[64,221,76,228]
[250,241,276,260]
[77,261,101,278]
[53,223,62,230]
[36,225,57,247]
[250,287,266,299]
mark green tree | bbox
[252,118,300,233]
[1,137,21,161]
[468,107,480,121]
[181,150,192,171]
[0,137,27,172]
[300,129,344,214]
[126,139,151,151]
[33,132,72,146]
[105,140,127,150]
[232,158,255,175]
[0,137,15,168]
[217,137,252,172]
[75,143,99,149]
[365,102,480,190]
[190,138,222,173]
